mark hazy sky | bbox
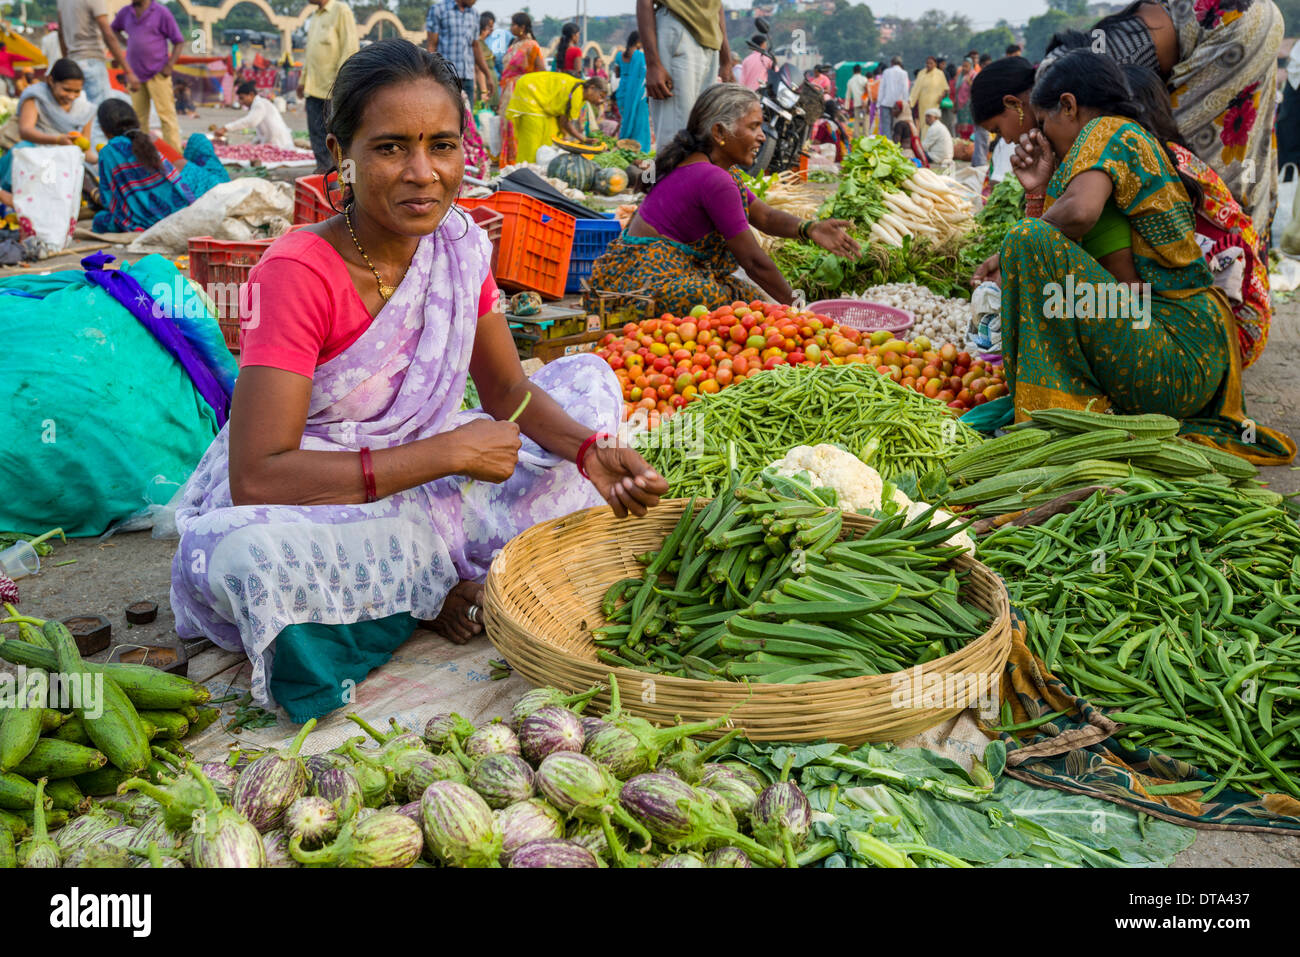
[516,0,1050,30]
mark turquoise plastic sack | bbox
[0,255,233,536]
[959,394,1014,435]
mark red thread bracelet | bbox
[576,432,610,480]
[359,447,377,503]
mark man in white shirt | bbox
[921,106,953,174]
[213,80,295,150]
[845,63,868,137]
[877,56,909,143]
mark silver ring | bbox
[467,604,481,623]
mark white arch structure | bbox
[158,0,423,54]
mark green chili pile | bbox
[640,365,983,498]
[977,478,1300,797]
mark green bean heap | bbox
[593,470,990,683]
[978,478,1300,798]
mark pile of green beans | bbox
[641,364,982,498]
[593,472,991,684]
[977,477,1300,798]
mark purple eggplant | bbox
[750,759,811,869]
[395,801,422,824]
[422,712,476,752]
[713,762,768,795]
[127,813,181,854]
[579,715,611,742]
[285,795,341,851]
[292,810,423,868]
[508,685,602,732]
[419,781,502,868]
[519,706,585,766]
[657,853,706,868]
[309,764,364,821]
[54,807,121,856]
[698,772,757,827]
[198,761,241,801]
[467,753,535,809]
[334,739,396,807]
[584,675,729,778]
[508,839,599,868]
[533,752,651,851]
[617,773,782,866]
[705,846,754,868]
[497,799,563,863]
[188,766,266,867]
[232,719,317,832]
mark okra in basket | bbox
[592,468,991,683]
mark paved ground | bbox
[4,106,1299,864]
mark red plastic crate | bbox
[460,204,504,275]
[457,192,575,300]
[294,172,342,224]
[189,229,304,352]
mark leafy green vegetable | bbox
[958,177,1025,278]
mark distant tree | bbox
[890,10,972,69]
[967,25,1016,60]
[1048,0,1091,15]
[1023,8,1091,62]
[813,1,880,63]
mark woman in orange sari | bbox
[498,12,543,166]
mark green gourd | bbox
[547,152,598,192]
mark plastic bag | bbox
[12,145,82,251]
[129,178,293,254]
[98,477,185,541]
[969,281,1002,352]
[1273,163,1298,248]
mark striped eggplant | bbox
[304,751,351,778]
[712,762,767,795]
[95,824,141,849]
[751,777,811,869]
[468,753,535,810]
[285,796,340,851]
[508,685,602,732]
[186,765,266,868]
[16,780,59,868]
[697,772,757,827]
[519,706,585,766]
[309,764,364,821]
[345,713,425,753]
[497,799,564,863]
[534,752,651,850]
[617,774,782,866]
[333,740,394,808]
[422,712,476,752]
[584,690,730,779]
[403,752,465,801]
[658,853,706,868]
[127,813,181,853]
[198,762,241,801]
[232,719,317,832]
[696,786,738,833]
[135,843,186,869]
[419,781,502,868]
[65,844,132,868]
[118,769,218,833]
[291,810,423,868]
[705,847,754,868]
[582,724,652,779]
[508,839,599,869]
[565,819,609,860]
[395,801,421,822]
[53,807,121,855]
[579,715,611,742]
[659,728,747,785]
[462,722,521,761]
[262,828,301,868]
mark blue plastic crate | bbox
[565,214,621,294]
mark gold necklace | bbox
[345,207,400,301]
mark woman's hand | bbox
[583,444,669,517]
[808,219,860,258]
[1011,128,1055,195]
[972,251,1000,287]
[450,418,522,482]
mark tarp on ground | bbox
[0,254,234,537]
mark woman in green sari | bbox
[992,49,1292,464]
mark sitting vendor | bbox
[584,84,859,315]
[170,40,667,722]
[93,99,229,233]
[211,80,295,151]
[0,58,95,193]
[504,71,607,163]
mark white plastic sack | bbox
[535,144,563,168]
[129,178,294,254]
[1269,257,1300,292]
[476,110,501,155]
[1274,163,1298,248]
[969,280,1002,352]
[12,145,83,251]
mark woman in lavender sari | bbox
[170,40,667,723]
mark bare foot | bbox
[422,580,485,645]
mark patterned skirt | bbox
[582,231,762,316]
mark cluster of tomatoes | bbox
[596,300,1007,426]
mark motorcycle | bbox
[743,19,813,175]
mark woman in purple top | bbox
[583,84,858,314]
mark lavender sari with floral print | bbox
[169,219,621,706]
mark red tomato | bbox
[608,355,624,370]
[699,378,720,394]
[715,367,734,386]
[763,355,786,370]
[741,314,758,330]
[788,350,806,364]
[670,394,687,409]
[697,329,713,345]
[692,353,711,367]
[729,324,749,345]
[657,383,675,400]
[732,356,750,375]
[725,341,743,355]
[957,351,972,366]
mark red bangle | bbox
[576,432,610,480]
[359,447,377,503]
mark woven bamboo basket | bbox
[484,500,1012,745]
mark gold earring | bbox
[1015,105,1024,124]
[431,170,441,182]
